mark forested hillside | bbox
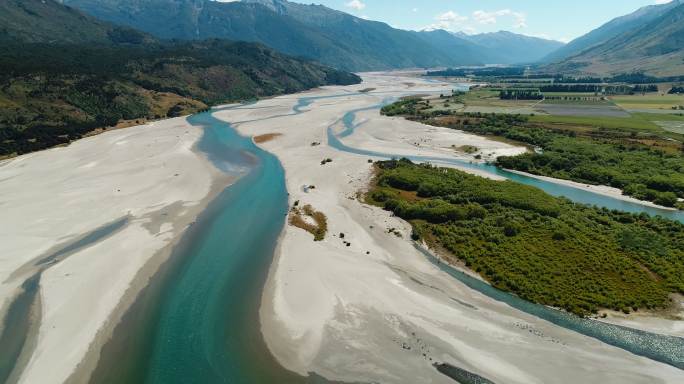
[0,0,151,44]
[545,0,684,76]
[542,0,682,63]
[0,0,360,157]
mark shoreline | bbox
[504,168,678,211]
[0,109,207,163]
[418,236,684,338]
[82,106,305,383]
[595,294,684,338]
[0,116,227,383]
[66,170,233,384]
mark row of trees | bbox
[499,90,543,100]
[497,84,657,100]
[426,67,526,77]
[540,84,601,92]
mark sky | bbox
[292,0,674,42]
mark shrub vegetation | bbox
[367,159,684,316]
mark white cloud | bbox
[436,11,468,23]
[472,10,499,24]
[422,10,468,31]
[654,0,672,4]
[472,9,527,28]
[345,0,366,11]
[412,8,419,13]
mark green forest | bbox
[367,159,684,316]
[381,99,684,208]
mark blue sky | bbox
[294,0,673,42]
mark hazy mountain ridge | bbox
[62,0,564,70]
[458,31,564,64]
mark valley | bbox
[2,71,682,384]
[0,1,683,383]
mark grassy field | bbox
[529,112,684,141]
[425,89,544,115]
[611,94,684,110]
[415,85,684,150]
[445,87,684,113]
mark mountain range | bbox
[456,31,565,64]
[543,0,684,76]
[61,0,564,71]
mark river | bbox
[87,111,315,383]
[87,84,682,383]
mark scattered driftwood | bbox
[253,133,282,143]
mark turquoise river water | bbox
[81,92,682,382]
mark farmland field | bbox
[536,103,629,117]
[611,94,684,110]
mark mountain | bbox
[546,1,684,76]
[411,30,488,66]
[0,0,360,157]
[459,31,564,64]
[543,0,683,63]
[61,0,474,70]
[0,0,151,44]
[62,0,563,70]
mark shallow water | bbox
[325,99,684,369]
[0,217,129,384]
[88,111,313,383]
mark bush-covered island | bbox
[367,159,684,316]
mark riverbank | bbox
[219,73,683,383]
[0,117,230,383]
[504,169,678,211]
[596,294,684,338]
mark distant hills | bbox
[543,0,684,76]
[0,0,360,157]
[457,31,564,64]
[62,0,564,71]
